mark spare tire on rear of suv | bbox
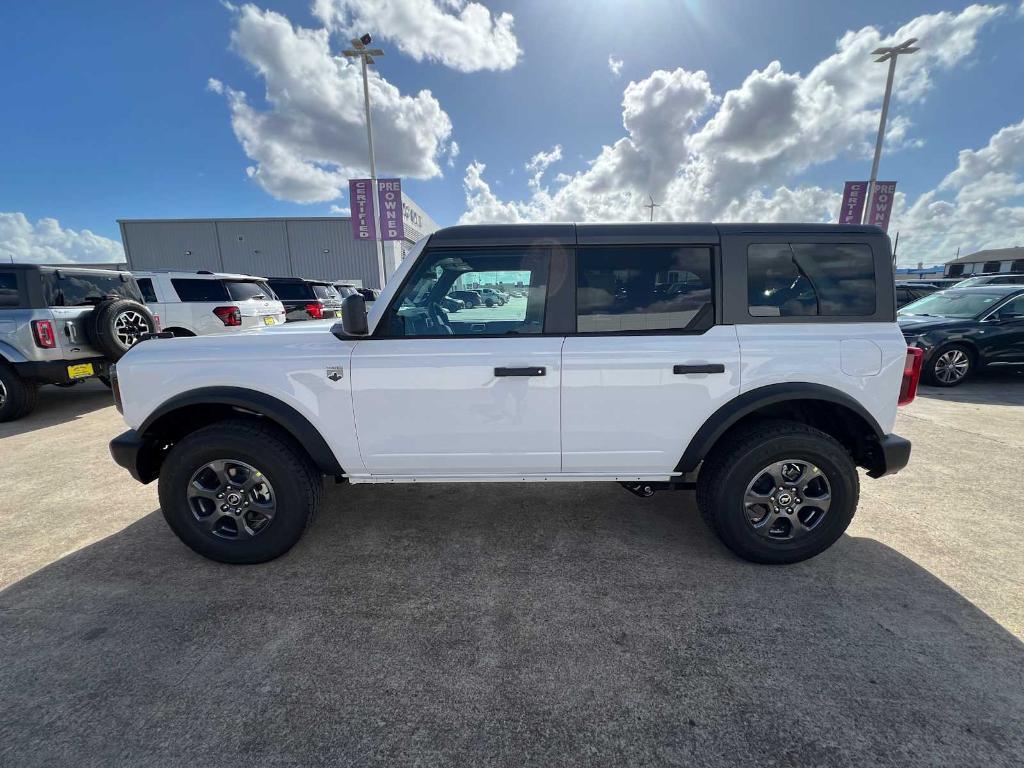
[86,299,156,361]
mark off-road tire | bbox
[158,418,323,564]
[696,420,859,564]
[86,299,156,361]
[0,364,39,422]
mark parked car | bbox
[133,271,285,336]
[111,222,916,567]
[0,264,155,421]
[441,296,465,313]
[899,285,1024,386]
[356,288,378,305]
[895,282,938,308]
[448,290,483,308]
[952,273,1024,288]
[475,287,506,307]
[266,278,344,321]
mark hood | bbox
[897,314,973,333]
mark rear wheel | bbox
[0,364,39,422]
[696,421,858,564]
[158,419,322,564]
[924,343,973,387]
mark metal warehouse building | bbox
[118,195,438,289]
[944,246,1024,278]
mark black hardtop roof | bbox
[267,276,333,285]
[428,222,886,247]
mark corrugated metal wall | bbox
[216,220,289,277]
[120,217,420,288]
[120,221,221,272]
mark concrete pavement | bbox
[1,376,1022,766]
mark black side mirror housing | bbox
[332,293,368,339]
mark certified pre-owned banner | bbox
[838,181,868,225]
[349,179,376,241]
[377,179,404,241]
[865,181,897,232]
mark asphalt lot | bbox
[1,372,1023,767]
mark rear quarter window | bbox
[0,271,20,307]
[136,277,158,303]
[170,278,229,302]
[747,242,875,317]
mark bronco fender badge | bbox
[326,366,344,382]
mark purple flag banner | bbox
[866,181,897,232]
[377,179,405,241]
[838,181,867,225]
[349,179,376,241]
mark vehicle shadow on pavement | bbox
[918,366,1024,406]
[0,380,113,439]
[1,484,1022,767]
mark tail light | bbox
[153,314,161,332]
[304,302,324,319]
[213,306,242,327]
[31,319,56,348]
[898,346,924,406]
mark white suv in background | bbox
[133,271,286,336]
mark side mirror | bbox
[332,294,368,338]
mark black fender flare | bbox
[139,386,344,475]
[675,383,885,473]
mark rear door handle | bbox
[495,367,546,377]
[673,364,726,375]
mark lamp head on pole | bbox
[872,38,919,63]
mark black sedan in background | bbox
[899,286,1024,386]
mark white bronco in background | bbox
[110,223,919,565]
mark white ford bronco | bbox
[110,223,919,565]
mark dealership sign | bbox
[838,181,867,225]
[838,180,897,232]
[865,181,897,232]
[349,179,376,241]
[377,179,405,241]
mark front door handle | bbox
[495,366,546,377]
[674,364,725,375]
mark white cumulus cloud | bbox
[459,4,1012,264]
[608,55,623,76]
[312,0,521,72]
[211,4,453,204]
[0,213,124,264]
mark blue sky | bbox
[2,1,1023,265]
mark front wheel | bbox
[696,421,859,564]
[158,419,322,563]
[924,344,973,387]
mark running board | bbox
[345,472,680,484]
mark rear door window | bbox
[747,242,875,317]
[136,278,158,303]
[225,281,272,301]
[576,246,714,333]
[43,271,143,306]
[170,278,229,302]
[0,271,20,307]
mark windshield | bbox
[225,280,273,301]
[899,290,1006,318]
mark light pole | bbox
[863,37,919,225]
[343,34,388,287]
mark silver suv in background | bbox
[0,264,155,421]
[133,271,286,336]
